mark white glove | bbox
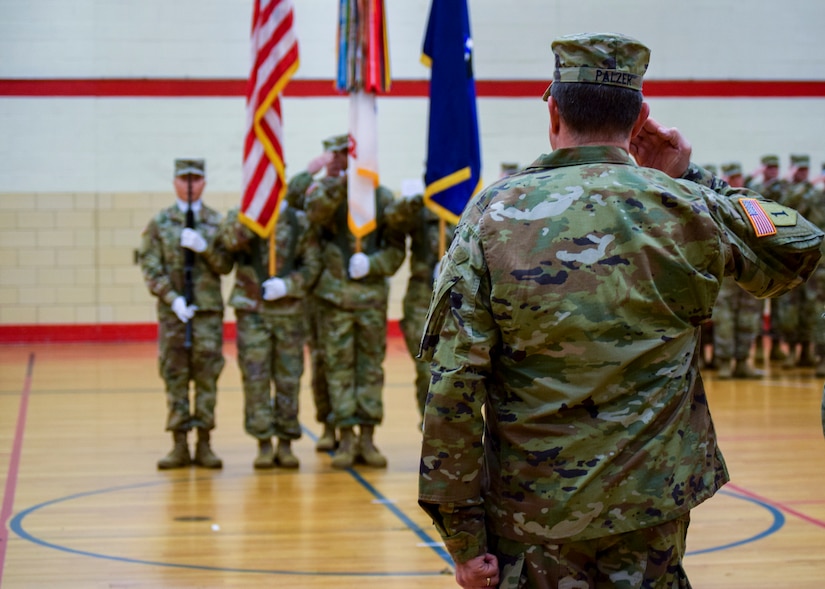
[348,252,370,279]
[180,228,207,253]
[262,277,288,301]
[432,260,442,282]
[171,295,197,323]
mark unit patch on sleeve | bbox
[739,197,777,237]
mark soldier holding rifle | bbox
[139,159,232,469]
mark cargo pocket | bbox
[417,269,461,363]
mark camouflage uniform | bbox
[385,194,455,417]
[776,154,819,366]
[138,163,232,438]
[801,189,825,375]
[418,32,824,589]
[304,173,405,466]
[219,207,321,459]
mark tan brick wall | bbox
[0,191,409,328]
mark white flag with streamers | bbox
[347,91,378,239]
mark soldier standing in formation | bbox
[385,183,455,420]
[777,154,818,368]
[139,159,232,470]
[219,203,322,469]
[417,32,823,589]
[285,134,350,452]
[711,162,765,379]
[303,143,406,469]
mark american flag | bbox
[739,198,777,237]
[241,0,299,237]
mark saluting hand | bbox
[629,117,692,179]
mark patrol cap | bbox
[721,162,742,177]
[174,159,205,177]
[702,164,718,175]
[761,154,779,167]
[501,162,519,176]
[542,32,650,101]
[322,134,349,153]
[790,154,810,168]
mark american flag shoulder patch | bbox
[739,197,777,237]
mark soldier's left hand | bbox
[181,228,207,253]
[348,252,370,279]
[262,277,287,301]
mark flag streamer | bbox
[422,0,481,225]
[241,0,299,239]
[336,0,391,241]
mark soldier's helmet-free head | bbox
[322,134,349,153]
[174,159,206,178]
[790,154,810,169]
[721,162,743,178]
[761,154,780,168]
[542,32,651,101]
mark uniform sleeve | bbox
[418,215,497,564]
[200,215,235,277]
[384,193,423,235]
[366,187,406,277]
[688,179,824,298]
[138,216,178,306]
[218,208,254,254]
[304,176,346,227]
[286,171,315,210]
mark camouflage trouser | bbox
[775,281,816,345]
[305,296,332,425]
[316,298,386,428]
[236,310,304,441]
[821,383,825,439]
[494,514,691,589]
[400,278,432,417]
[158,309,225,432]
[712,277,763,360]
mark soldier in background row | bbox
[711,162,764,379]
[285,134,350,453]
[219,203,322,469]
[385,180,455,420]
[777,154,818,368]
[139,159,232,470]
[747,154,787,363]
[304,144,406,469]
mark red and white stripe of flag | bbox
[241,0,299,237]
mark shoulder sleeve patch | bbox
[759,200,798,227]
[739,197,777,237]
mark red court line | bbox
[1,78,825,98]
[726,483,825,530]
[0,353,35,585]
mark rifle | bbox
[183,175,195,349]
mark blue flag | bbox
[421,0,481,224]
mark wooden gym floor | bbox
[1,337,824,588]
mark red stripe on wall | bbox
[0,321,403,344]
[2,78,825,98]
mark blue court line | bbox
[685,488,785,556]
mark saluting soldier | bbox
[418,33,823,589]
[139,159,232,469]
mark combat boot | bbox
[782,346,797,369]
[732,360,764,379]
[254,438,276,470]
[716,358,733,379]
[816,358,825,378]
[157,431,191,469]
[193,428,223,469]
[275,438,300,469]
[330,427,356,469]
[316,423,337,452]
[356,425,388,468]
[769,339,786,362]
